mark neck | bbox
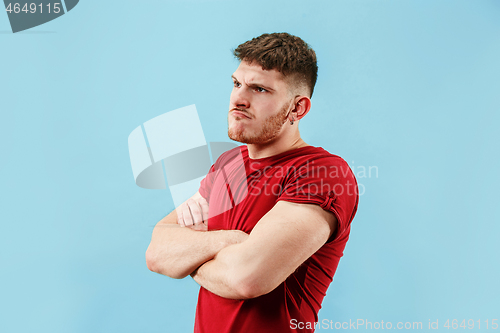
[246,129,309,159]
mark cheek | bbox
[261,101,279,114]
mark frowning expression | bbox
[228,61,294,144]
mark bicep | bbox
[237,201,337,293]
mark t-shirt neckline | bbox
[242,145,322,163]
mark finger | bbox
[187,199,203,226]
[176,206,185,227]
[198,197,210,223]
[191,223,207,232]
[182,203,194,226]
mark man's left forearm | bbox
[191,259,243,299]
[190,242,259,300]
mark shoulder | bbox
[278,146,359,240]
[212,145,246,169]
[287,146,356,181]
[307,146,350,166]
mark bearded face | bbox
[228,100,292,144]
[228,61,294,145]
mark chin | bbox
[228,129,247,143]
[228,123,248,140]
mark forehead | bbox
[233,61,286,87]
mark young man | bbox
[146,33,359,332]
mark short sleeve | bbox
[277,156,359,242]
[199,164,215,202]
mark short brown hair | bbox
[233,32,318,97]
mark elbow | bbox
[222,257,278,299]
[234,284,262,300]
[145,246,159,273]
[231,271,272,300]
[145,246,187,279]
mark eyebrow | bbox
[231,75,275,92]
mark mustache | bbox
[229,108,252,118]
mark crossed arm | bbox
[145,192,248,279]
[146,191,337,299]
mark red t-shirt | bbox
[195,145,358,333]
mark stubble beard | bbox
[228,102,291,145]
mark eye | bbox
[233,81,241,88]
[255,87,267,93]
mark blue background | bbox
[1,1,499,332]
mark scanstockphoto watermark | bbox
[290,319,424,330]
[290,318,499,331]
[246,161,378,197]
[3,1,79,33]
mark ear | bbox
[289,96,311,122]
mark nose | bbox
[230,86,250,109]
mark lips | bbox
[231,110,251,119]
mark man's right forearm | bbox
[145,210,247,279]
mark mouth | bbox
[230,110,252,119]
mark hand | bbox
[176,196,209,231]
